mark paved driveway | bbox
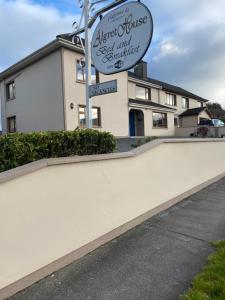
[10,178,225,300]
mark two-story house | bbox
[0,34,211,137]
[128,61,211,136]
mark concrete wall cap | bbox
[0,159,48,184]
[0,138,225,184]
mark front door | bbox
[129,110,144,136]
[129,110,136,136]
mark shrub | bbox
[0,129,116,173]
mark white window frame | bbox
[166,93,176,106]
[182,97,189,109]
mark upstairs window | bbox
[182,97,189,109]
[166,93,176,106]
[7,116,16,133]
[76,60,99,84]
[6,81,15,100]
[78,105,101,127]
[136,85,150,100]
[77,60,85,81]
[153,112,167,128]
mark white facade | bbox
[0,37,210,137]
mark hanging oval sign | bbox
[91,1,153,75]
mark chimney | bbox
[134,61,148,79]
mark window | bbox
[76,60,99,84]
[6,81,15,100]
[79,106,86,127]
[7,116,16,133]
[182,97,189,109]
[174,117,179,127]
[153,112,167,128]
[78,105,101,127]
[136,85,150,100]
[199,102,204,107]
[77,60,85,81]
[166,93,176,106]
[92,107,101,127]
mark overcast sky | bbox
[1,0,225,106]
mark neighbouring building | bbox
[179,107,212,128]
[0,34,211,137]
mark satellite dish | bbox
[72,35,80,45]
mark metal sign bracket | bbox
[69,0,129,129]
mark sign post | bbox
[70,0,129,129]
[70,0,153,128]
[84,0,92,128]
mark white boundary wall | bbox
[1,139,225,298]
[175,126,225,138]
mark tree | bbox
[206,102,225,119]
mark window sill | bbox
[76,80,85,84]
[6,97,16,102]
[76,80,98,85]
[152,127,168,129]
[165,104,177,107]
[78,125,102,129]
[136,97,151,101]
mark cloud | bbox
[153,42,190,61]
[144,0,225,106]
[0,0,78,71]
[1,0,225,108]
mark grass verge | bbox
[181,240,225,300]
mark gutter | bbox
[129,102,176,113]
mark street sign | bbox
[91,1,153,75]
[89,80,117,98]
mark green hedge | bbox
[0,129,116,173]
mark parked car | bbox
[211,119,225,127]
[199,119,213,126]
[198,119,225,127]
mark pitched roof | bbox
[128,71,210,103]
[129,99,176,111]
[56,33,85,45]
[179,107,210,117]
